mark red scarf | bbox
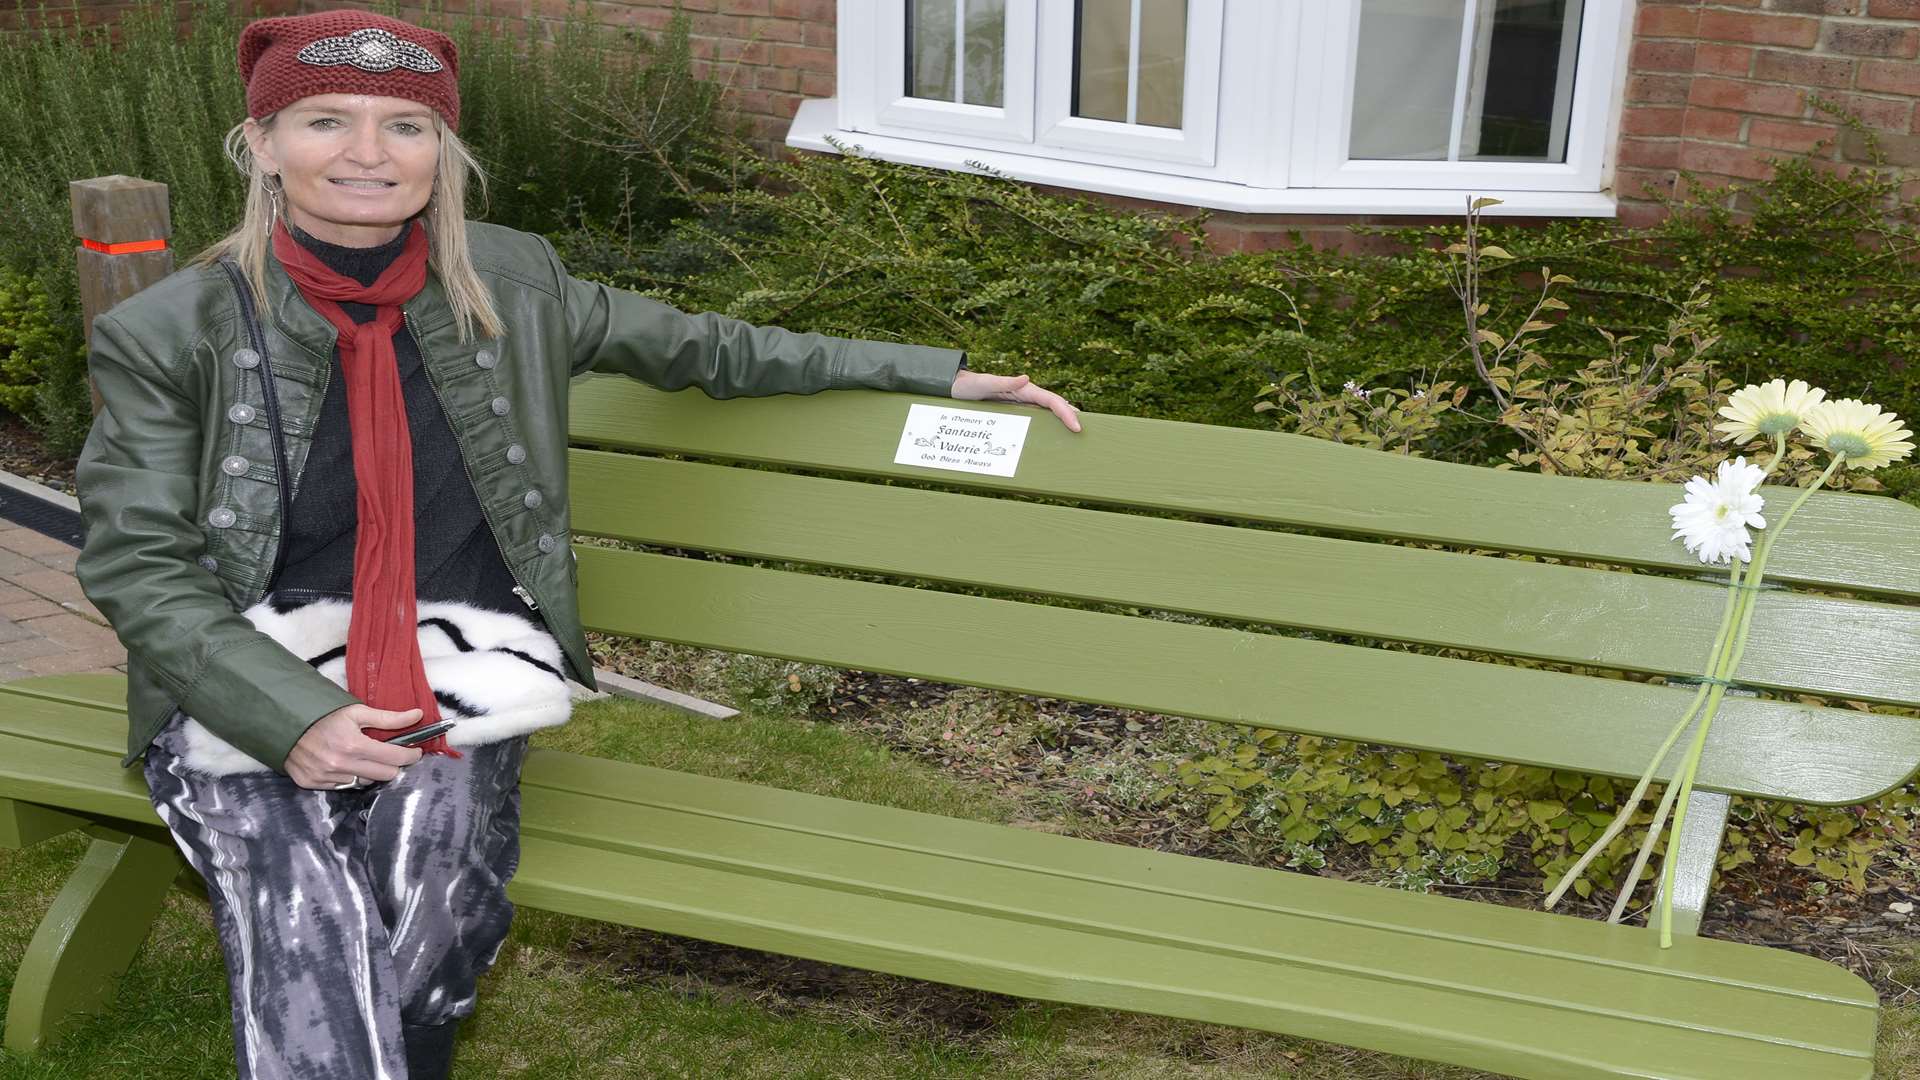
[273,218,457,759]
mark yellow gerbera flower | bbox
[1714,378,1825,443]
[1799,398,1915,470]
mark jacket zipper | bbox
[407,310,542,614]
[219,258,312,604]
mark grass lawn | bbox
[2,696,1914,1078]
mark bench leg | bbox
[1655,789,1730,939]
[0,798,90,850]
[3,824,186,1055]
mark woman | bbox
[73,11,1078,1079]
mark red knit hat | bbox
[239,11,460,130]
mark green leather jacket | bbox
[75,221,963,773]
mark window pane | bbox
[906,0,1006,107]
[1465,0,1581,161]
[1075,0,1132,122]
[1137,0,1187,129]
[1074,0,1188,129]
[1350,0,1464,161]
[963,0,1007,107]
[1351,0,1581,163]
[907,0,956,102]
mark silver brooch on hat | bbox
[297,27,443,74]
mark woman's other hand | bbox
[285,703,427,790]
[950,371,1082,432]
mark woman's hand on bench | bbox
[285,704,427,790]
[950,371,1082,433]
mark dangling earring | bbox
[262,172,285,232]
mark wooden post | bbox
[70,176,173,415]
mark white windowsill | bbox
[787,99,1618,219]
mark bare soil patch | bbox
[0,412,78,495]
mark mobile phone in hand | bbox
[388,720,457,748]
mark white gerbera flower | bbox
[1669,457,1767,564]
[1798,398,1915,471]
[1714,378,1825,444]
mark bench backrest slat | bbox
[568,381,1920,808]
[571,547,1920,805]
[571,380,1920,599]
[569,451,1920,708]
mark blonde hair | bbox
[192,112,506,343]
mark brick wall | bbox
[291,0,836,154]
[0,0,296,34]
[1620,0,1920,227]
[675,0,836,151]
[611,0,838,151]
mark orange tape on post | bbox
[81,238,168,255]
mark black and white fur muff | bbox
[178,596,573,775]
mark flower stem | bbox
[1612,553,1751,914]
[1611,750,1690,923]
[1655,453,1845,947]
[1760,432,1788,479]
[1543,556,1745,910]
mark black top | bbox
[271,221,524,615]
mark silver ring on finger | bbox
[333,774,365,790]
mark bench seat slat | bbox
[0,696,1872,1010]
[512,752,1871,1004]
[572,548,1920,804]
[0,734,153,825]
[0,682,1878,1080]
[0,678,1876,1007]
[569,380,1920,600]
[502,786,1874,1080]
[511,830,1874,1080]
[569,452,1920,707]
[0,685,1867,1020]
[509,789,1866,1039]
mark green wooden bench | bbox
[6,375,1918,1079]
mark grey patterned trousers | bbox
[143,710,530,1080]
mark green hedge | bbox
[584,141,1920,470]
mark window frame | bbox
[1032,0,1227,168]
[1290,0,1618,192]
[828,0,1632,215]
[857,0,1039,143]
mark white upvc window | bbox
[872,0,1036,141]
[810,0,1630,217]
[1033,0,1225,168]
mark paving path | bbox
[0,519,125,682]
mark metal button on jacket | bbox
[523,489,543,509]
[491,396,511,416]
[221,455,250,477]
[231,348,260,370]
[475,349,497,369]
[537,533,558,554]
[196,555,218,573]
[505,444,527,465]
[227,403,256,424]
[207,507,236,529]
